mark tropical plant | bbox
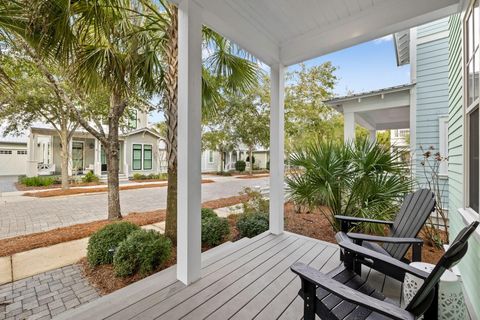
[137,0,260,242]
[286,139,411,234]
[0,0,160,219]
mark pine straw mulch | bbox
[23,179,215,198]
[0,194,249,257]
[80,201,445,296]
[15,181,103,191]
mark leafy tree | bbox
[0,49,78,190]
[0,0,161,219]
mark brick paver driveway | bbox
[0,176,268,240]
[0,176,18,193]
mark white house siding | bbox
[125,132,161,176]
[201,150,220,172]
[0,143,27,176]
[414,17,450,211]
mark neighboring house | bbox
[325,16,451,220]
[447,4,480,318]
[0,132,28,176]
[0,112,269,177]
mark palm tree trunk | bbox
[106,93,123,220]
[164,5,179,243]
[59,131,70,190]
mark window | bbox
[133,144,142,170]
[17,150,27,155]
[143,144,152,170]
[208,150,214,163]
[0,150,12,154]
[465,0,480,213]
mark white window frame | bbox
[438,116,449,176]
[464,0,480,215]
[131,143,153,171]
[208,150,214,163]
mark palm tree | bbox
[0,0,161,219]
[139,1,260,242]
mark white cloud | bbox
[373,34,393,44]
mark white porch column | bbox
[177,0,202,285]
[68,139,73,176]
[26,132,38,177]
[369,129,376,143]
[94,139,101,176]
[344,112,355,144]
[269,64,285,235]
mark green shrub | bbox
[201,208,217,220]
[235,160,246,172]
[87,222,140,267]
[202,216,230,246]
[236,212,269,238]
[132,173,167,180]
[216,171,232,176]
[82,171,99,183]
[19,176,56,187]
[113,229,172,277]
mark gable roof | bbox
[121,127,162,139]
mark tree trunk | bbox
[249,146,253,175]
[59,132,70,190]
[220,150,224,173]
[164,5,179,243]
[106,94,123,220]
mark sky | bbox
[150,34,411,123]
[287,34,411,96]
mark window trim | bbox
[464,0,480,214]
[132,143,143,171]
[438,116,449,176]
[143,144,153,170]
[208,150,214,164]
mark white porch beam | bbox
[344,112,356,144]
[269,64,285,235]
[177,0,202,285]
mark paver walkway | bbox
[0,264,99,320]
[0,176,268,240]
[0,177,18,194]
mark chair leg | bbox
[423,285,438,319]
[301,279,316,320]
[412,243,422,262]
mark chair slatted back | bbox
[406,221,479,316]
[383,189,436,259]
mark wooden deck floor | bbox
[56,232,402,320]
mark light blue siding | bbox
[414,18,450,210]
[448,14,480,318]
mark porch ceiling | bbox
[170,0,463,66]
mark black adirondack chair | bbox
[335,189,435,267]
[291,221,478,320]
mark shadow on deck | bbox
[55,231,402,320]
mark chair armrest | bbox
[334,215,394,232]
[336,232,429,280]
[347,233,424,244]
[291,263,414,320]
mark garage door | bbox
[0,149,27,176]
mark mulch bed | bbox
[0,194,249,257]
[15,181,103,191]
[130,179,168,183]
[235,174,270,179]
[23,179,215,198]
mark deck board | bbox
[55,232,402,320]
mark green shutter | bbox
[133,144,142,170]
[143,145,152,170]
